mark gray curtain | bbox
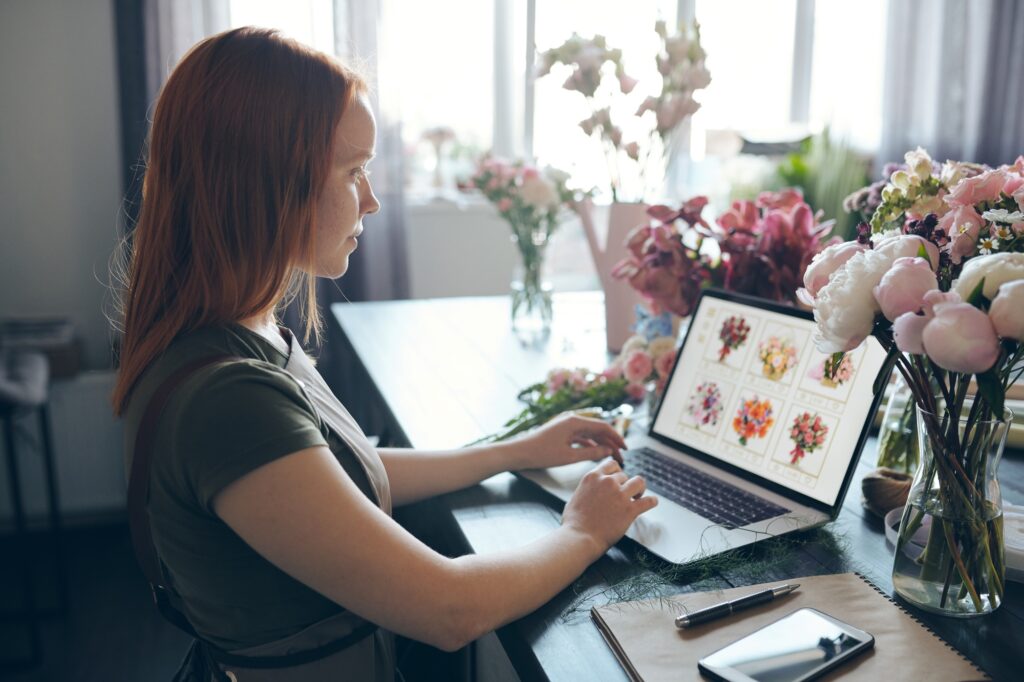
[142,0,230,103]
[879,0,1024,168]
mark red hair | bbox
[112,27,365,415]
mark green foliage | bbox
[777,129,871,241]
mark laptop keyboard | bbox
[623,448,790,529]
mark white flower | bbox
[952,252,1024,299]
[978,237,997,255]
[620,335,647,355]
[981,208,1024,224]
[905,146,933,181]
[870,228,902,245]
[813,249,893,353]
[519,175,559,210]
[994,225,1013,240]
[940,160,969,187]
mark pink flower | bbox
[921,302,1001,373]
[496,197,513,212]
[546,368,571,394]
[802,241,869,298]
[654,350,676,378]
[1014,186,1024,213]
[937,205,985,264]
[624,141,640,161]
[757,188,804,211]
[717,200,759,231]
[618,72,638,94]
[1002,173,1024,196]
[601,363,624,380]
[945,169,1006,207]
[895,289,965,354]
[623,350,654,383]
[626,381,647,401]
[873,257,939,321]
[875,235,940,270]
[989,279,1024,340]
[521,166,539,181]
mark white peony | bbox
[952,252,1024,300]
[813,249,894,353]
[519,175,559,210]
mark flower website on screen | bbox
[653,295,888,506]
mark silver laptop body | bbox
[519,289,888,565]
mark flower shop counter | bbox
[330,292,1024,682]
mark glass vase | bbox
[876,374,919,473]
[892,404,1010,617]
[509,231,552,335]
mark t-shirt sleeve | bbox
[172,360,330,513]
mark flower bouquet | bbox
[802,147,1024,616]
[757,336,798,381]
[718,315,751,362]
[733,397,774,446]
[536,21,710,202]
[612,189,836,317]
[470,158,581,331]
[687,381,724,428]
[604,333,680,409]
[809,354,853,388]
[789,412,828,464]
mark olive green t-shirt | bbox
[122,323,379,651]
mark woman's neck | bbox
[237,313,289,354]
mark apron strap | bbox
[127,353,380,669]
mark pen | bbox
[675,583,800,628]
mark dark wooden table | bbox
[331,292,1024,681]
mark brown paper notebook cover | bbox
[591,572,987,681]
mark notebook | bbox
[591,572,987,681]
[519,289,889,564]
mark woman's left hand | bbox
[510,412,627,470]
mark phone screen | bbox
[699,608,872,682]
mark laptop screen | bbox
[651,290,888,508]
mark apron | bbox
[211,331,397,681]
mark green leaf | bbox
[976,368,1005,418]
[874,349,899,396]
[967,277,987,307]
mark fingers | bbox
[597,458,621,475]
[566,415,628,450]
[621,475,647,499]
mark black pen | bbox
[675,583,800,628]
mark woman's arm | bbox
[378,413,628,506]
[214,444,654,652]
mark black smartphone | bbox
[697,608,874,682]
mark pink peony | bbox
[893,311,931,354]
[802,241,869,298]
[921,302,1001,373]
[873,257,939,321]
[623,350,654,383]
[874,235,940,270]
[989,279,1024,340]
[945,169,1007,207]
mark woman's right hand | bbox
[561,459,658,552]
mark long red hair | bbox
[112,27,365,415]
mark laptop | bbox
[518,289,889,565]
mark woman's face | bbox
[312,94,380,278]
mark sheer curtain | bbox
[879,0,1024,168]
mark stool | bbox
[0,350,67,668]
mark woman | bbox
[113,27,656,681]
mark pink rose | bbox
[626,381,647,401]
[921,302,1001,373]
[654,350,676,378]
[989,279,1024,340]
[937,205,985,264]
[945,169,1006,207]
[496,197,513,212]
[1002,173,1024,196]
[623,350,654,383]
[802,241,869,298]
[546,368,571,394]
[873,257,939,321]
[601,363,624,381]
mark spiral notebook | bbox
[591,572,987,681]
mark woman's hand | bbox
[562,458,657,552]
[508,412,628,470]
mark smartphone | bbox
[697,608,874,682]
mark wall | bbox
[0,0,123,371]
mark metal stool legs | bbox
[2,412,43,668]
[38,404,68,612]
